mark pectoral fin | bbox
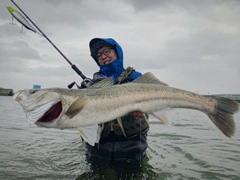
[65,97,88,118]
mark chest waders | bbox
[85,67,149,164]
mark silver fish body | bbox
[13,73,239,138]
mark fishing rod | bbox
[9,0,88,84]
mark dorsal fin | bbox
[133,72,168,86]
[89,77,114,88]
[89,72,167,88]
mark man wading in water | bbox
[80,38,149,164]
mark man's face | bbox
[97,46,118,65]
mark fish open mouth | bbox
[37,102,62,123]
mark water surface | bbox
[0,96,239,180]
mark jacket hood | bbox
[89,38,124,83]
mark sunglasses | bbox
[97,47,113,60]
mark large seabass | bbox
[13,72,239,138]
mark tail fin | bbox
[207,96,239,138]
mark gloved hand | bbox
[93,72,107,82]
[81,78,93,88]
[129,111,145,118]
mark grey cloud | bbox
[0,56,29,73]
[0,23,23,37]
[0,40,41,60]
[0,0,239,94]
[126,0,240,13]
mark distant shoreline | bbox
[0,92,13,96]
[0,88,14,96]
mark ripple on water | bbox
[1,98,240,179]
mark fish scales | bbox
[84,84,217,115]
[30,85,218,127]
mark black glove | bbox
[93,72,107,82]
[81,78,93,88]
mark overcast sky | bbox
[0,0,239,94]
